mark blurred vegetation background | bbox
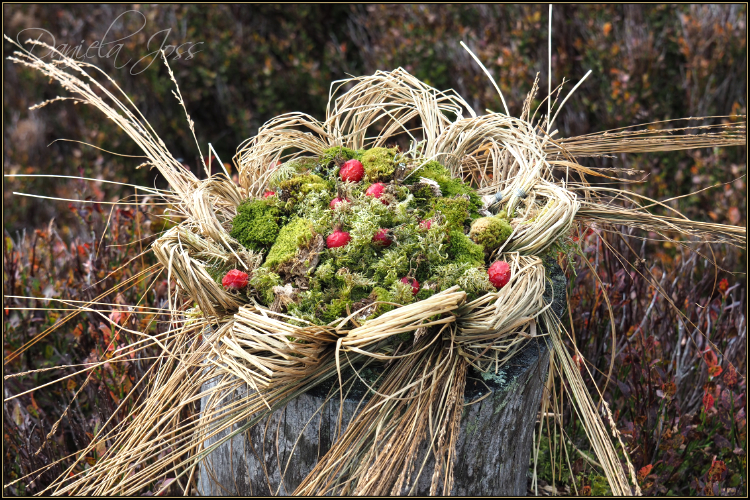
[3,4,746,496]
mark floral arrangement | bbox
[217,145,519,330]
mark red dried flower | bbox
[718,278,729,294]
[339,159,364,182]
[372,228,392,247]
[401,277,419,295]
[326,229,351,248]
[222,269,249,290]
[419,219,432,230]
[365,182,387,203]
[488,261,511,289]
[330,197,349,209]
[263,190,276,198]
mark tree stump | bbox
[198,261,566,496]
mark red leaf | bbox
[637,464,653,482]
[703,392,715,411]
[703,348,718,367]
[99,323,112,345]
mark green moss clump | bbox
[319,146,359,168]
[248,267,281,306]
[279,174,330,198]
[361,147,397,182]
[368,286,395,317]
[446,229,485,267]
[415,287,436,301]
[320,297,352,324]
[263,217,314,270]
[416,161,483,213]
[431,197,471,230]
[410,182,439,206]
[230,199,282,251]
[469,216,512,252]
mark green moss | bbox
[410,182,438,206]
[269,157,318,188]
[415,161,483,213]
[361,146,397,182]
[415,160,452,184]
[368,286,395,317]
[446,230,485,267]
[248,267,281,306]
[350,287,371,302]
[263,217,314,270]
[320,297,353,324]
[230,199,282,251]
[431,197,471,230]
[279,174,330,198]
[469,216,512,252]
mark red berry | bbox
[222,269,249,290]
[372,228,392,247]
[326,229,351,248]
[329,197,349,209]
[263,190,276,198]
[419,219,432,230]
[401,277,420,295]
[339,159,364,182]
[365,182,388,204]
[488,261,511,289]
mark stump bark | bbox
[198,261,566,496]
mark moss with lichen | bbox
[230,199,283,252]
[263,217,314,270]
[227,147,506,325]
[249,267,282,306]
[469,216,512,253]
[433,262,493,299]
[361,146,397,182]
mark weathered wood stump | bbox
[198,261,566,496]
